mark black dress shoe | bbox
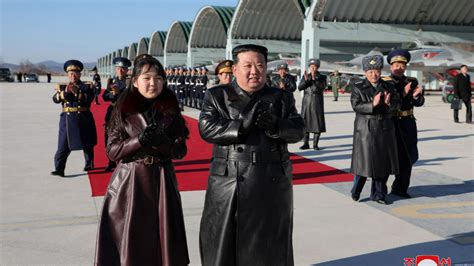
[375,199,388,205]
[351,194,360,202]
[391,191,411,198]
[300,144,310,150]
[84,165,94,171]
[104,165,115,172]
[51,170,64,177]
[313,146,320,150]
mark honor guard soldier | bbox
[185,67,193,107]
[51,60,98,177]
[170,66,178,96]
[91,66,101,105]
[103,57,131,172]
[385,49,424,198]
[191,67,199,108]
[188,67,197,107]
[175,66,185,110]
[167,66,175,94]
[268,63,296,92]
[197,66,208,108]
[214,60,233,85]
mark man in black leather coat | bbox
[350,55,401,205]
[198,44,304,266]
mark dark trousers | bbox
[454,98,472,122]
[54,131,94,171]
[392,148,412,194]
[351,175,389,201]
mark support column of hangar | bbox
[164,21,193,66]
[149,31,167,63]
[225,0,308,60]
[301,0,474,72]
[187,6,235,66]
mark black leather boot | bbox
[313,133,320,150]
[300,133,310,150]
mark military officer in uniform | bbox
[214,59,233,85]
[103,57,131,172]
[350,55,401,204]
[298,58,327,150]
[268,63,296,92]
[91,66,101,105]
[385,49,425,198]
[199,44,304,266]
[51,60,98,177]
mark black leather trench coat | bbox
[350,78,401,179]
[297,73,327,133]
[95,89,189,266]
[198,81,304,266]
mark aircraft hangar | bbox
[96,0,473,77]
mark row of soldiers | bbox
[166,66,209,110]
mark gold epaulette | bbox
[382,76,393,81]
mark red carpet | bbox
[88,102,353,197]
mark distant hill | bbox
[0,60,96,74]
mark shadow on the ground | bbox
[396,179,474,201]
[415,156,460,166]
[418,134,474,142]
[62,173,88,178]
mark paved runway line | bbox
[391,201,474,219]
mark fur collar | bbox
[120,88,180,116]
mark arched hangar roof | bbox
[128,42,138,61]
[165,21,193,53]
[189,6,235,48]
[122,46,129,58]
[310,0,473,25]
[138,37,150,56]
[229,0,307,40]
[149,31,167,56]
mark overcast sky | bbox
[1,0,238,64]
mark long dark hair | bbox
[107,54,186,138]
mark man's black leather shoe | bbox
[84,165,94,171]
[104,165,115,172]
[51,170,65,177]
[300,144,310,150]
[376,199,388,205]
[351,194,360,202]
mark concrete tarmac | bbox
[1,77,473,265]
